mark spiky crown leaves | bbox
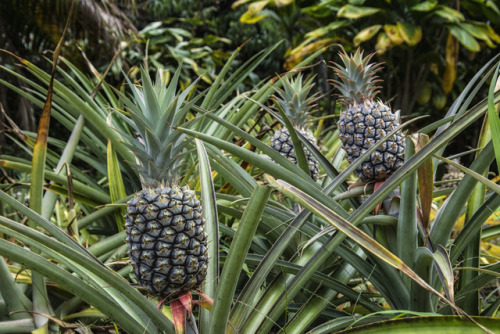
[118,67,199,187]
[273,74,318,127]
[330,47,383,105]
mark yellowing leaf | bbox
[248,0,270,14]
[232,0,252,9]
[485,209,500,225]
[240,0,270,24]
[240,12,267,24]
[354,25,382,46]
[456,213,466,231]
[481,241,500,260]
[443,33,459,94]
[375,32,391,54]
[284,38,333,70]
[32,325,49,334]
[273,0,293,6]
[384,24,404,45]
[396,22,422,46]
[337,4,381,19]
[486,25,500,43]
[305,21,348,38]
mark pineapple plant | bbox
[119,68,208,303]
[331,48,405,182]
[270,74,320,180]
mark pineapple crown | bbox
[330,47,383,105]
[273,74,317,127]
[118,67,198,187]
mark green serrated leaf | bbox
[434,154,500,195]
[209,185,271,333]
[433,245,455,303]
[195,139,219,332]
[267,176,459,314]
[487,63,500,176]
[107,140,127,232]
[339,316,500,333]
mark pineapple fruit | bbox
[270,74,320,180]
[331,48,405,182]
[439,163,464,189]
[119,69,208,301]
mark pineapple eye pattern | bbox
[337,101,405,182]
[126,186,208,299]
[271,128,320,181]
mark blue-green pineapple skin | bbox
[125,185,208,299]
[338,100,404,182]
[271,127,320,181]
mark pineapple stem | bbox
[170,292,198,334]
[170,299,187,334]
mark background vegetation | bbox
[1,0,500,333]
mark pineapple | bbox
[331,48,405,182]
[439,163,464,189]
[119,68,208,301]
[270,74,320,180]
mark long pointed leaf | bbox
[487,63,500,173]
[0,239,147,333]
[195,139,219,333]
[397,137,418,275]
[107,139,127,232]
[209,185,271,334]
[268,177,464,315]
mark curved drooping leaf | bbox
[337,316,500,333]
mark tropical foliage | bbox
[234,0,500,118]
[0,2,500,333]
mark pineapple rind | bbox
[338,100,404,182]
[271,127,320,181]
[125,185,208,300]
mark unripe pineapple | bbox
[119,68,208,301]
[270,74,320,180]
[439,163,464,189]
[331,48,405,182]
